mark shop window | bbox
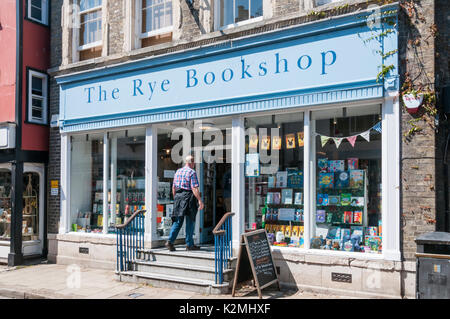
[216,0,263,30]
[27,0,49,25]
[311,106,382,254]
[22,173,40,241]
[78,0,102,61]
[70,133,104,233]
[245,112,305,248]
[0,170,40,241]
[0,169,11,240]
[138,0,173,48]
[108,129,146,232]
[70,129,146,234]
[27,70,48,125]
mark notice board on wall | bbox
[232,229,280,298]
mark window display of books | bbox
[258,168,305,247]
[314,158,381,254]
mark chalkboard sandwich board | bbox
[232,229,280,299]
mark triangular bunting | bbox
[373,122,382,133]
[347,135,357,147]
[360,130,370,142]
[333,137,344,148]
[321,136,330,147]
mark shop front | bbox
[0,162,46,260]
[51,4,406,297]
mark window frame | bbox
[27,69,49,125]
[138,0,174,41]
[27,0,49,26]
[214,0,264,31]
[77,1,103,51]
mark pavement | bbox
[0,261,348,299]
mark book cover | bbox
[335,171,350,188]
[351,197,365,206]
[368,226,378,236]
[318,172,334,189]
[353,211,363,224]
[294,209,303,221]
[287,168,303,188]
[284,225,292,237]
[261,136,270,150]
[265,208,272,222]
[297,132,304,147]
[268,176,275,188]
[249,135,258,149]
[344,211,353,224]
[365,236,382,251]
[281,189,293,205]
[278,208,295,221]
[349,170,364,189]
[316,210,326,223]
[316,224,329,239]
[318,158,328,172]
[276,171,288,188]
[266,192,274,204]
[291,226,300,237]
[272,209,279,221]
[317,193,329,206]
[328,160,345,172]
[347,158,359,170]
[326,226,337,239]
[340,193,352,206]
[378,219,382,237]
[272,135,282,150]
[340,228,351,239]
[286,134,296,149]
[328,195,340,206]
[273,192,281,205]
[294,192,303,205]
[351,226,364,237]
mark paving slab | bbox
[0,263,348,299]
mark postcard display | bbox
[313,158,382,254]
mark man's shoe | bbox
[165,241,176,251]
[186,245,200,251]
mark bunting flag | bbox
[321,136,331,147]
[360,130,371,142]
[373,122,382,133]
[347,135,357,147]
[333,137,344,148]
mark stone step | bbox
[117,270,230,295]
[137,247,236,269]
[133,259,234,282]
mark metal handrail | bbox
[116,209,146,272]
[213,212,234,284]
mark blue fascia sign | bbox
[58,5,398,132]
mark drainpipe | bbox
[8,0,24,267]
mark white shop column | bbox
[145,125,158,245]
[231,116,245,252]
[382,95,401,261]
[102,133,109,234]
[60,134,70,234]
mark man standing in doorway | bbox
[166,155,204,251]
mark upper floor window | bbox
[139,0,173,48]
[27,70,48,125]
[216,0,263,30]
[78,0,103,60]
[27,0,49,25]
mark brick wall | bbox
[398,0,446,260]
